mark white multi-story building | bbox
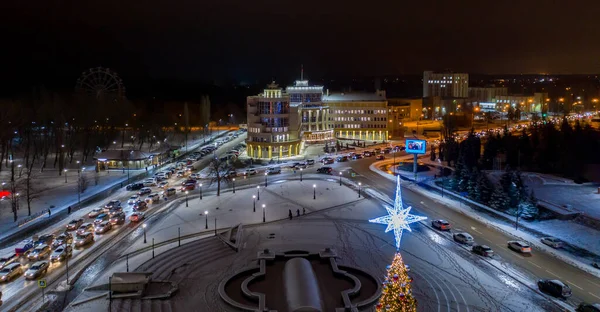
[323,91,389,141]
[423,71,469,98]
[286,80,333,143]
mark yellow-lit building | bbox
[323,91,389,142]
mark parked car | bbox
[296,162,307,169]
[508,241,532,254]
[453,232,474,245]
[75,233,94,247]
[143,179,157,187]
[181,183,195,191]
[27,245,51,261]
[164,188,177,196]
[0,263,23,282]
[176,170,186,177]
[88,208,103,218]
[537,279,572,298]
[431,220,451,231]
[138,187,152,196]
[133,201,148,211]
[317,167,333,174]
[0,253,19,270]
[109,207,123,217]
[244,168,257,176]
[95,221,113,234]
[189,173,201,179]
[335,156,348,162]
[128,195,140,205]
[104,200,121,209]
[77,223,95,235]
[321,157,334,164]
[145,193,160,203]
[50,245,73,262]
[375,155,385,160]
[53,233,73,248]
[109,212,126,225]
[541,237,564,249]
[472,245,494,257]
[24,261,49,280]
[130,212,145,222]
[267,167,281,174]
[182,179,197,186]
[94,213,110,225]
[34,234,55,247]
[14,240,34,257]
[126,183,144,191]
[577,303,600,312]
[66,218,84,231]
[306,159,315,165]
[352,154,363,160]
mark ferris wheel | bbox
[75,67,125,100]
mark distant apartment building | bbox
[387,98,423,139]
[423,71,469,98]
[468,87,508,102]
[323,91,389,142]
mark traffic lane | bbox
[348,160,600,306]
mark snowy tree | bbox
[376,253,417,312]
[467,168,479,200]
[489,186,509,212]
[476,172,493,203]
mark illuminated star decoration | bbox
[369,175,427,250]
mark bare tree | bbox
[207,156,231,196]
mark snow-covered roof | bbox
[95,150,153,161]
[322,92,386,102]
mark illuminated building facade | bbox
[423,71,469,98]
[324,91,389,142]
[286,80,333,143]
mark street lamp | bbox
[339,171,342,186]
[252,195,256,212]
[199,183,203,200]
[232,178,236,193]
[17,164,22,178]
[262,204,266,222]
[204,211,208,229]
[264,172,268,187]
[76,160,80,173]
[300,168,303,182]
[143,224,147,243]
[64,169,68,183]
[257,185,260,200]
[313,184,316,200]
[358,182,362,198]
[185,191,189,207]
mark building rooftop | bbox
[322,91,386,102]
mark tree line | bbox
[434,118,600,220]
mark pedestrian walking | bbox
[68,206,71,214]
[288,210,293,220]
[303,208,306,215]
[296,209,300,216]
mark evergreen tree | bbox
[376,253,417,312]
[490,186,509,212]
[519,190,539,220]
[467,168,479,200]
[476,171,493,202]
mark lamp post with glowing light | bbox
[313,184,316,200]
[262,204,266,222]
[64,169,68,183]
[257,185,260,200]
[264,172,268,187]
[232,178,236,193]
[143,224,147,243]
[199,183,203,200]
[252,195,256,212]
[185,191,189,207]
[300,168,303,181]
[358,182,362,198]
[339,171,342,186]
[204,211,208,229]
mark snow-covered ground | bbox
[488,171,600,220]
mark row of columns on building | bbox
[338,130,388,141]
[247,143,300,159]
[306,109,329,132]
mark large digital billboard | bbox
[405,139,427,154]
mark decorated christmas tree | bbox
[369,176,424,312]
[376,253,416,311]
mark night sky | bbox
[2,0,599,89]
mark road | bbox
[333,153,600,308]
[0,132,246,311]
